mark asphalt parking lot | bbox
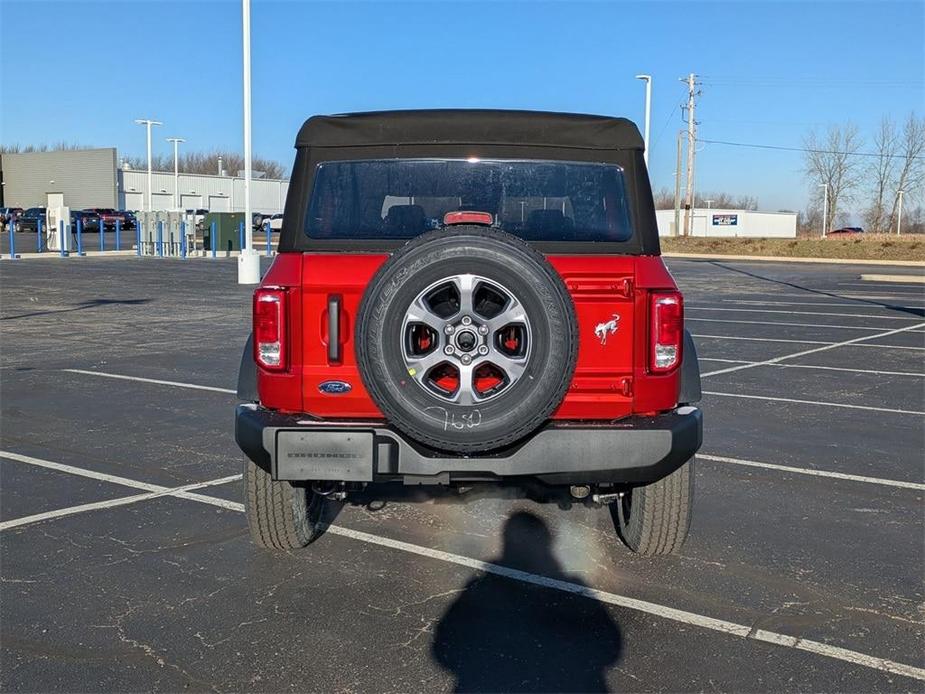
[1,255,923,692]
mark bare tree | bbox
[123,150,287,179]
[1,142,92,154]
[864,117,898,232]
[886,113,925,232]
[803,124,864,234]
[652,187,675,210]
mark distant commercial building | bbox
[2,149,119,210]
[655,209,797,238]
[0,149,288,214]
[120,169,288,213]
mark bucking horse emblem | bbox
[594,314,620,345]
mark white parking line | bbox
[700,321,925,377]
[718,299,925,310]
[688,306,922,321]
[693,334,925,350]
[323,525,925,682]
[2,448,922,680]
[698,357,924,378]
[698,453,925,491]
[0,474,242,531]
[701,291,925,302]
[63,369,236,394]
[702,391,924,415]
[688,317,921,332]
[0,451,243,512]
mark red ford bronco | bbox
[236,110,703,556]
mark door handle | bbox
[327,295,341,363]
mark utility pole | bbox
[166,137,185,211]
[674,130,683,237]
[896,189,904,235]
[134,118,162,211]
[681,73,699,237]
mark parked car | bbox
[16,207,46,232]
[1,207,24,227]
[252,212,265,230]
[235,110,703,557]
[71,209,100,231]
[86,208,130,230]
[122,210,137,230]
[264,213,283,231]
[828,226,864,236]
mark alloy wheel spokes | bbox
[401,274,532,404]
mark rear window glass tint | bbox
[305,159,632,242]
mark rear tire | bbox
[244,458,327,550]
[611,460,693,556]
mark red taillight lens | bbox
[650,291,683,373]
[254,287,287,371]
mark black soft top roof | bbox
[296,109,644,151]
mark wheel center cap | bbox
[455,329,477,352]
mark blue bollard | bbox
[8,219,16,259]
[37,218,43,253]
[59,221,67,257]
[115,219,121,251]
[157,221,163,257]
[180,222,187,259]
[76,218,85,256]
[99,216,105,252]
[239,221,245,253]
[265,220,271,256]
[211,221,217,258]
[136,219,142,256]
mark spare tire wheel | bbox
[355,227,578,453]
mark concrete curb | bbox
[663,252,925,268]
[860,274,925,284]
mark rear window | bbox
[305,159,633,242]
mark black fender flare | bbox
[237,333,258,402]
[679,329,702,405]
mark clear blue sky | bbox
[1,0,922,212]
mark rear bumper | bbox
[236,405,702,486]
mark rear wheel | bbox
[611,460,693,556]
[244,458,327,550]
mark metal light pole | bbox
[166,137,185,210]
[635,74,652,167]
[819,183,828,238]
[896,189,904,235]
[134,119,162,211]
[238,0,260,284]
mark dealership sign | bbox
[712,214,738,226]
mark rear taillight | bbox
[254,287,287,370]
[650,291,683,373]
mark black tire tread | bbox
[614,460,693,556]
[245,458,324,550]
[355,227,578,453]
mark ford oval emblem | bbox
[319,380,352,395]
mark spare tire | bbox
[355,227,578,453]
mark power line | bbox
[651,102,680,150]
[696,137,925,160]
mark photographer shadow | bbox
[431,511,622,693]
